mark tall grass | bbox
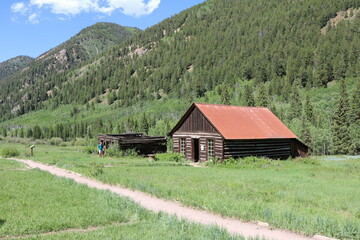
[0,158,246,239]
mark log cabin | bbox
[168,103,308,162]
[98,133,167,155]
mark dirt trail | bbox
[9,158,336,240]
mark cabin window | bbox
[208,139,214,159]
[180,138,186,155]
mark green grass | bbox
[0,157,247,240]
[0,158,147,237]
[20,213,246,240]
[1,141,360,239]
[96,161,360,239]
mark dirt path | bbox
[9,158,336,240]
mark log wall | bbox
[224,139,293,159]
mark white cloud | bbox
[11,0,160,23]
[28,13,39,24]
[107,0,160,16]
[25,0,160,16]
[11,2,29,14]
[29,0,98,15]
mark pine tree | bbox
[27,129,33,138]
[33,125,43,139]
[19,128,24,138]
[300,115,312,152]
[256,83,268,107]
[140,113,149,134]
[221,85,231,105]
[350,80,360,153]
[350,80,360,125]
[2,128,7,137]
[303,93,315,124]
[243,85,255,107]
[333,80,353,155]
[288,85,302,119]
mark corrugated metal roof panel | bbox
[195,103,297,140]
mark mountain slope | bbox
[8,0,359,108]
[36,22,141,72]
[0,56,34,81]
[0,22,140,118]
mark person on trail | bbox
[98,143,104,156]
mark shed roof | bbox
[169,103,298,140]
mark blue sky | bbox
[0,0,205,63]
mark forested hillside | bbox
[35,22,141,72]
[0,0,359,155]
[0,22,140,115]
[0,56,33,81]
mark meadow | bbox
[0,152,248,240]
[1,140,360,239]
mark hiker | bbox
[98,142,104,156]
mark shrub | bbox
[89,162,104,176]
[154,152,186,162]
[124,148,138,157]
[34,139,46,145]
[74,138,87,146]
[105,144,138,157]
[49,137,63,146]
[1,147,20,158]
[19,138,31,145]
[84,146,96,154]
[106,144,122,157]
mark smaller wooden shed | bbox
[98,133,167,155]
[168,103,309,162]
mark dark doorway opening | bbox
[193,139,199,162]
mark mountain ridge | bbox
[0,56,34,82]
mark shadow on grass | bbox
[0,219,5,227]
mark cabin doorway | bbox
[192,139,200,162]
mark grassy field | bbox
[0,156,248,240]
[1,140,360,239]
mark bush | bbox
[89,162,104,176]
[34,139,46,145]
[84,146,96,154]
[74,138,87,146]
[1,147,20,158]
[106,144,138,157]
[19,138,31,145]
[48,137,63,146]
[106,144,122,157]
[154,152,186,162]
[123,148,138,157]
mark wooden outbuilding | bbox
[98,133,167,155]
[168,103,309,162]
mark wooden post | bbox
[30,145,35,156]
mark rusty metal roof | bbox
[195,103,297,140]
